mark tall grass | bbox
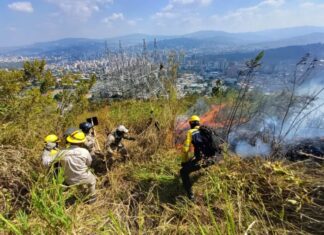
[1,95,323,234]
[30,170,73,233]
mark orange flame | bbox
[200,105,225,128]
[175,104,225,148]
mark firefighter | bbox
[180,115,219,201]
[104,125,135,163]
[57,130,96,203]
[41,134,60,168]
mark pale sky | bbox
[2,0,324,46]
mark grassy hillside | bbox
[0,62,323,234]
[1,95,323,234]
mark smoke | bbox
[281,69,324,140]
[230,58,324,157]
[235,139,271,158]
[185,97,210,116]
[175,59,324,158]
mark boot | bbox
[188,191,195,201]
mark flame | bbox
[174,104,225,148]
[200,105,225,128]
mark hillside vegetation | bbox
[0,61,323,234]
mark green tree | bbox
[23,59,46,83]
[23,59,57,94]
[40,70,55,94]
[0,60,96,146]
[212,79,223,97]
[0,69,26,118]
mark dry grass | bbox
[0,146,34,218]
[1,98,324,234]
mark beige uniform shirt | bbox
[57,145,95,185]
[105,133,117,154]
[41,142,59,168]
[85,134,96,155]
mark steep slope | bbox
[0,98,323,234]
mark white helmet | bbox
[117,125,129,133]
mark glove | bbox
[94,151,104,158]
[202,158,217,167]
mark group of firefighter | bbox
[41,115,221,203]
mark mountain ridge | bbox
[2,26,324,57]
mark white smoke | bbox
[231,59,324,157]
[185,97,210,116]
[235,139,271,158]
[281,70,324,140]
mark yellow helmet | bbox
[44,134,60,143]
[66,130,86,144]
[189,115,200,122]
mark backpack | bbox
[193,126,223,157]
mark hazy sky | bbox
[1,0,324,46]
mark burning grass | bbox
[175,102,226,146]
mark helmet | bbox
[79,122,93,134]
[45,134,60,143]
[117,125,129,133]
[189,115,200,123]
[66,130,86,144]
[63,127,79,139]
